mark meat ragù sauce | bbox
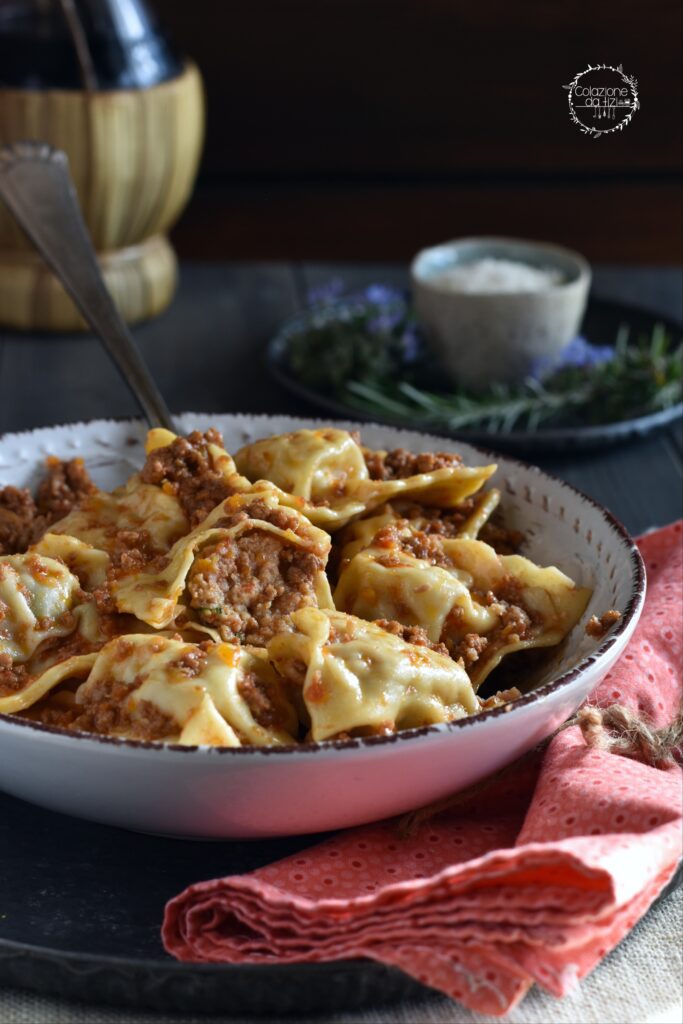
[0,653,29,697]
[373,619,450,657]
[0,457,96,555]
[29,677,178,741]
[140,430,239,528]
[237,672,282,729]
[188,529,324,647]
[585,609,622,637]
[364,447,463,481]
[369,522,454,569]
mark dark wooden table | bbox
[0,262,681,535]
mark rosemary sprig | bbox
[285,288,682,434]
[346,378,595,433]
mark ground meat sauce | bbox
[478,686,522,710]
[140,429,238,528]
[371,522,454,569]
[478,519,524,556]
[172,645,209,677]
[109,529,159,572]
[237,671,282,728]
[0,652,30,697]
[439,576,538,672]
[391,499,476,536]
[373,619,450,657]
[585,609,621,637]
[401,529,454,568]
[93,534,169,614]
[28,628,99,671]
[450,631,489,666]
[470,579,535,650]
[364,447,463,481]
[188,529,323,647]
[36,677,178,741]
[0,487,39,555]
[214,500,302,535]
[36,456,97,523]
[0,457,96,555]
[385,499,523,554]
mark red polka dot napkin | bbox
[163,523,682,1016]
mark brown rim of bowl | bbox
[0,413,647,756]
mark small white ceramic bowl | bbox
[0,414,644,838]
[411,236,591,390]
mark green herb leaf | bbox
[286,311,682,434]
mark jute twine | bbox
[575,704,683,769]
[399,704,683,837]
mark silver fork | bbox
[0,141,176,431]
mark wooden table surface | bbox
[0,262,681,536]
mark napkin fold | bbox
[163,523,683,1017]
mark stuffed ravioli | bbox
[334,524,591,687]
[268,608,478,741]
[0,425,608,747]
[235,428,497,531]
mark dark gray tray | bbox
[267,296,683,455]
[0,791,426,1015]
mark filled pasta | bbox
[110,489,333,643]
[0,552,83,662]
[336,488,503,569]
[334,525,591,687]
[268,608,479,741]
[235,428,497,531]
[17,634,298,746]
[0,426,605,747]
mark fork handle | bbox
[0,142,176,432]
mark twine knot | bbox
[574,704,683,769]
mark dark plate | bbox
[1,786,681,1015]
[267,296,682,455]
[0,790,425,1015]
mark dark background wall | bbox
[164,0,682,264]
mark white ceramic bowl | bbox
[411,236,591,389]
[0,414,644,838]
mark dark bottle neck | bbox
[0,0,183,90]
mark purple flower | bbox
[363,284,409,335]
[559,336,616,367]
[363,284,407,306]
[531,336,615,379]
[367,309,405,335]
[398,323,422,363]
[307,278,345,307]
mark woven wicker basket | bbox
[0,60,204,331]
